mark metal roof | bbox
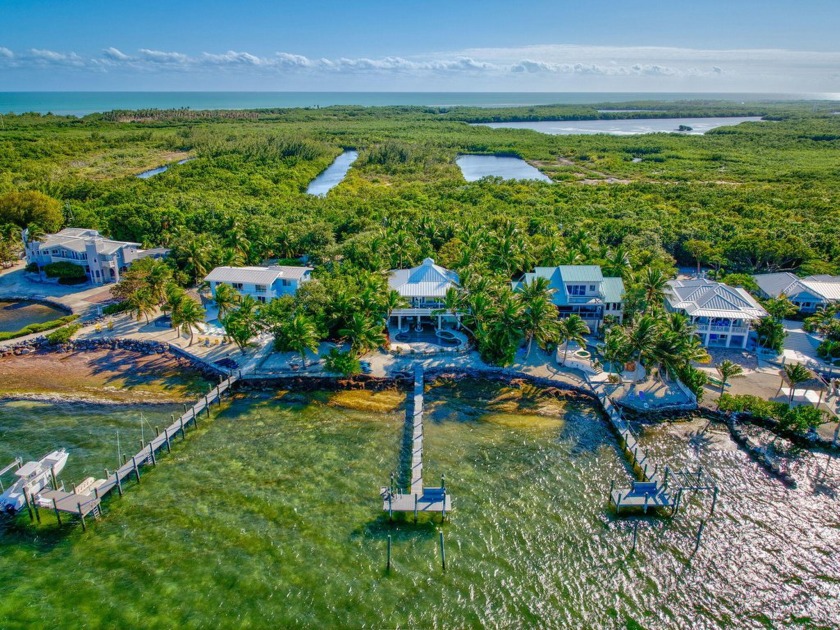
[205,265,312,285]
[754,272,840,303]
[388,258,459,298]
[37,228,140,255]
[601,277,625,304]
[667,279,767,320]
[512,266,612,307]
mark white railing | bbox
[695,324,750,334]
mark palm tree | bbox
[558,314,590,364]
[601,326,629,376]
[716,359,744,402]
[637,268,669,311]
[164,284,187,337]
[213,283,241,320]
[177,297,206,346]
[515,276,558,359]
[625,313,660,367]
[603,246,631,279]
[765,295,798,321]
[285,312,320,366]
[382,289,407,325]
[782,363,812,404]
[339,313,385,357]
[128,289,157,325]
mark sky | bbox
[1,0,839,92]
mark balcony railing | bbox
[695,324,750,334]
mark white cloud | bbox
[103,47,131,61]
[0,43,838,92]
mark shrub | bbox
[718,393,827,433]
[25,262,39,273]
[45,323,82,345]
[102,301,131,315]
[43,261,87,281]
[323,348,361,376]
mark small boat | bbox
[0,449,68,514]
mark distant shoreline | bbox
[1,91,837,116]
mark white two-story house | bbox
[388,258,461,331]
[665,278,768,348]
[24,228,144,286]
[513,265,625,331]
[204,265,313,304]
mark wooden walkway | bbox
[381,364,451,517]
[24,374,238,529]
[585,376,675,515]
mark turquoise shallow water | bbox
[0,386,837,628]
[0,92,830,116]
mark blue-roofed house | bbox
[388,258,461,331]
[665,278,768,348]
[512,265,625,331]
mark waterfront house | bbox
[753,272,840,313]
[665,278,768,348]
[512,265,625,330]
[388,258,461,330]
[204,265,313,303]
[24,228,144,286]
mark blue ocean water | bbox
[0,92,832,117]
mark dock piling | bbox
[164,428,171,453]
[78,502,86,532]
[52,498,61,525]
[632,521,638,554]
[149,443,156,466]
[439,530,446,571]
[114,470,123,496]
[23,486,34,522]
[132,456,140,483]
[387,535,392,571]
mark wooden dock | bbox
[585,377,675,514]
[381,364,451,518]
[24,373,238,529]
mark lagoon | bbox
[0,382,836,627]
[478,116,764,136]
[456,154,551,182]
[136,158,193,179]
[0,300,69,333]
[306,150,358,196]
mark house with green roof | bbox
[512,265,625,331]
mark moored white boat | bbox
[0,449,68,514]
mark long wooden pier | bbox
[585,376,675,515]
[23,373,238,530]
[381,364,451,518]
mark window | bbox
[257,296,266,303]
[568,285,586,296]
[281,279,292,287]
[589,285,596,292]
[255,284,267,293]
[232,283,243,290]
